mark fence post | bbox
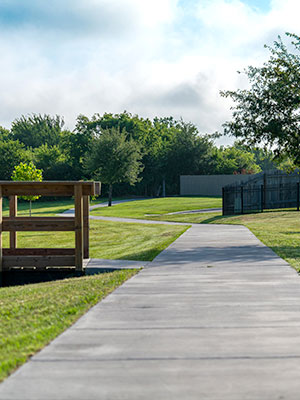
[261,185,264,212]
[241,186,244,214]
[74,183,83,272]
[297,182,299,211]
[9,196,17,249]
[222,187,225,216]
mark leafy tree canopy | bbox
[34,144,70,180]
[213,146,261,175]
[0,140,31,180]
[11,162,43,215]
[85,127,143,205]
[0,126,12,141]
[11,114,65,148]
[221,33,300,164]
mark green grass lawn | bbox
[2,196,111,217]
[2,197,300,383]
[91,196,222,219]
[0,270,137,382]
[0,197,189,381]
[3,219,188,261]
[2,198,75,217]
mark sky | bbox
[0,0,299,145]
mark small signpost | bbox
[0,181,101,284]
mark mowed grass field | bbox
[0,197,189,381]
[91,196,222,219]
[92,197,300,272]
[0,270,137,382]
[2,196,299,382]
[2,197,188,261]
[1,220,188,261]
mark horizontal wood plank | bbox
[3,248,75,256]
[3,217,75,231]
[3,255,75,269]
[0,181,100,196]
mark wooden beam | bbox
[0,181,100,197]
[3,217,75,231]
[0,186,2,276]
[3,248,75,256]
[3,255,75,269]
[9,196,17,249]
[83,195,89,259]
[74,184,83,271]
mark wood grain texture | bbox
[83,195,89,259]
[3,255,76,269]
[3,248,75,256]
[74,184,83,271]
[0,181,100,196]
[3,217,75,232]
[9,196,17,249]
[0,186,2,273]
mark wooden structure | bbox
[0,181,101,276]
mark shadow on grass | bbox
[199,215,237,224]
[108,248,162,262]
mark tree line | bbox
[0,111,278,199]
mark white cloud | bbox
[0,0,300,146]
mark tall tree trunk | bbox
[108,184,113,206]
[162,179,166,197]
[29,200,32,217]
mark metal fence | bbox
[223,183,300,215]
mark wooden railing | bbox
[0,181,101,274]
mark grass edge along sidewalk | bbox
[143,208,300,273]
[0,199,190,382]
[0,270,137,382]
[91,198,300,273]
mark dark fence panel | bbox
[223,183,300,215]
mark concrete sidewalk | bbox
[2,224,300,399]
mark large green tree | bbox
[85,127,143,205]
[0,140,31,180]
[78,112,215,195]
[11,114,65,148]
[212,146,261,175]
[221,33,300,163]
[34,144,71,180]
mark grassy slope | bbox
[91,196,222,219]
[0,198,189,381]
[2,198,188,261]
[2,220,188,261]
[90,197,300,272]
[0,270,137,382]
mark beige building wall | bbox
[180,175,253,196]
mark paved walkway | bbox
[2,224,300,399]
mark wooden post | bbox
[9,196,17,249]
[0,186,2,284]
[83,195,89,259]
[74,184,83,272]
